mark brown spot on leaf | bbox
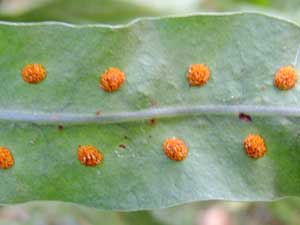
[239,113,252,122]
[119,144,126,149]
[58,124,64,131]
[96,111,101,116]
[148,118,157,126]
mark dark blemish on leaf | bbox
[149,135,152,138]
[96,111,101,116]
[119,144,126,149]
[58,124,64,131]
[239,113,252,122]
[124,136,128,139]
[148,118,157,126]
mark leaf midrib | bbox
[1,105,300,124]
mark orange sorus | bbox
[0,146,14,169]
[243,134,266,159]
[21,64,46,84]
[187,64,210,87]
[77,145,103,167]
[274,66,297,90]
[163,137,188,161]
[99,67,125,92]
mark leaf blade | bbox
[0,13,300,210]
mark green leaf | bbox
[0,0,159,24]
[0,13,300,210]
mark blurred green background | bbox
[0,0,300,224]
[1,199,300,225]
[1,0,300,23]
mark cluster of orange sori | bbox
[21,63,298,91]
[163,134,267,161]
[0,133,266,170]
[9,62,291,170]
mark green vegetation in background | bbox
[202,0,300,10]
[0,199,299,225]
[1,0,300,24]
[201,0,300,22]
[0,0,159,24]
[0,203,165,225]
